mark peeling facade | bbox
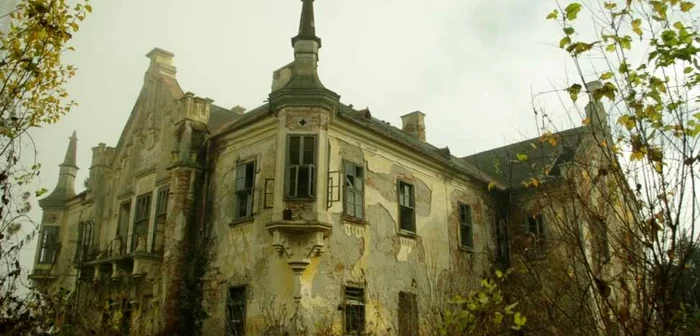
[30,1,628,335]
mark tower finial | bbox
[63,131,78,167]
[291,0,321,48]
[39,132,79,209]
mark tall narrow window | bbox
[526,214,545,255]
[117,201,131,239]
[132,193,151,252]
[38,226,60,264]
[495,219,510,267]
[592,218,611,264]
[226,286,246,336]
[398,291,419,336]
[459,203,473,249]
[156,187,169,219]
[398,181,415,233]
[344,287,365,335]
[286,135,316,199]
[344,161,364,219]
[234,161,256,219]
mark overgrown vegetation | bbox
[0,0,90,333]
[494,0,700,334]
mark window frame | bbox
[284,134,317,200]
[37,225,60,265]
[343,160,365,220]
[131,192,152,252]
[458,203,474,250]
[495,218,511,267]
[344,286,365,335]
[226,286,246,336]
[526,214,546,256]
[397,180,416,234]
[155,187,169,219]
[233,160,257,220]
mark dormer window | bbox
[285,135,316,199]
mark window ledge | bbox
[283,197,316,202]
[397,230,418,239]
[458,246,475,253]
[342,215,366,225]
[230,217,255,227]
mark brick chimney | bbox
[401,111,426,142]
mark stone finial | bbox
[585,80,607,129]
[291,0,321,48]
[146,47,176,78]
[401,111,427,142]
[91,143,115,168]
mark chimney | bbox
[401,111,426,142]
[585,81,607,130]
[145,48,176,78]
[231,105,247,115]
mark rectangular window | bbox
[286,135,316,199]
[527,214,545,255]
[132,193,151,252]
[38,226,60,264]
[398,292,419,336]
[226,287,246,336]
[156,187,169,218]
[117,201,131,238]
[344,161,364,219]
[495,219,510,267]
[459,203,473,249]
[398,181,415,233]
[344,286,365,335]
[593,218,611,264]
[234,161,256,219]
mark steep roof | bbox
[208,104,243,132]
[462,127,587,189]
[210,103,272,137]
[337,104,501,188]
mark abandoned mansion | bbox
[30,0,627,335]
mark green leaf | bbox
[606,44,616,52]
[559,36,572,48]
[563,27,575,35]
[546,9,559,20]
[600,72,614,80]
[505,302,518,314]
[517,153,529,162]
[632,18,642,36]
[604,2,617,9]
[488,181,497,191]
[496,269,504,278]
[568,83,582,101]
[565,3,583,20]
[681,2,695,12]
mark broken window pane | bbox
[459,203,473,249]
[398,182,416,233]
[286,135,316,199]
[234,161,255,219]
[38,226,59,264]
[344,161,364,219]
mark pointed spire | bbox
[291,0,321,47]
[62,131,78,167]
[39,132,79,209]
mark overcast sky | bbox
[17,0,599,268]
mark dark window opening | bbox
[38,226,59,264]
[398,181,415,233]
[117,201,131,239]
[286,135,316,199]
[527,214,545,255]
[496,219,511,267]
[234,161,256,219]
[398,291,419,336]
[344,161,364,219]
[226,287,246,336]
[344,287,365,335]
[459,203,473,249]
[593,218,611,264]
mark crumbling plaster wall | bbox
[200,109,500,334]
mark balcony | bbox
[84,232,164,280]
